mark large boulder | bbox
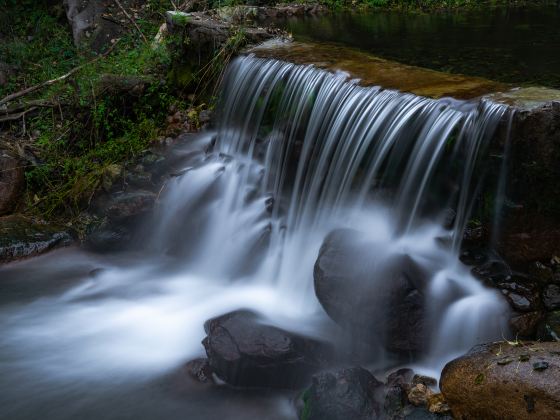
[491,99,560,265]
[301,367,383,420]
[0,215,74,263]
[0,150,24,215]
[63,0,121,50]
[202,310,333,389]
[313,229,428,354]
[440,341,560,419]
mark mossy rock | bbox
[0,215,74,263]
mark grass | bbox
[0,1,192,219]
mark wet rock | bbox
[412,374,438,388]
[387,368,415,389]
[85,223,132,252]
[314,229,428,354]
[408,383,434,407]
[0,215,74,263]
[440,341,560,419]
[492,101,560,265]
[302,367,383,420]
[427,393,451,415]
[125,168,153,189]
[544,284,560,310]
[459,247,489,266]
[510,311,543,338]
[471,257,512,286]
[184,358,214,384]
[202,310,332,389]
[537,311,560,342]
[0,150,25,216]
[104,190,156,221]
[384,385,408,418]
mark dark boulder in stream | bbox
[313,229,428,354]
[301,367,384,420]
[440,341,560,419]
[202,310,333,389]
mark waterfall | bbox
[0,56,512,416]
[153,55,510,368]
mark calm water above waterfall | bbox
[0,55,512,419]
[275,4,560,88]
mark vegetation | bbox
[0,1,210,220]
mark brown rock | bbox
[440,341,560,419]
[407,383,434,407]
[0,150,24,216]
[510,311,544,338]
[427,393,451,414]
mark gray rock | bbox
[202,310,332,389]
[544,284,560,310]
[302,367,383,420]
[104,190,156,222]
[0,215,74,263]
[314,229,428,354]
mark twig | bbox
[0,40,120,107]
[0,107,38,123]
[114,0,148,44]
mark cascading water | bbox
[0,55,511,419]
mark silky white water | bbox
[0,56,511,419]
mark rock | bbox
[314,229,428,354]
[440,341,560,419]
[492,101,560,265]
[387,368,415,389]
[63,0,121,50]
[412,374,438,388]
[537,311,560,342]
[202,310,332,389]
[302,367,383,420]
[427,393,451,415]
[184,358,214,384]
[384,385,408,418]
[0,150,25,216]
[85,223,132,252]
[510,311,543,338]
[104,190,156,221]
[544,284,560,310]
[407,383,434,407]
[0,215,74,263]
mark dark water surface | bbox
[275,4,560,88]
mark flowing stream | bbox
[0,56,511,419]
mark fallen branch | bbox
[114,0,148,44]
[1,100,59,115]
[0,107,38,123]
[0,39,120,107]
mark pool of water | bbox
[274,3,560,88]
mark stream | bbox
[2,5,558,420]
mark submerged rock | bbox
[0,215,74,263]
[440,341,560,419]
[202,310,332,389]
[314,229,427,354]
[0,150,24,216]
[301,367,383,420]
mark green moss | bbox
[300,388,312,420]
